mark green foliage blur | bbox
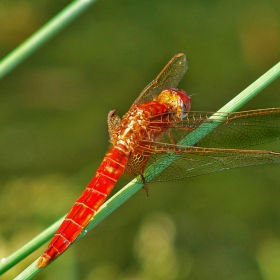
[0,0,280,279]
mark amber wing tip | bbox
[175,52,185,57]
[36,254,52,268]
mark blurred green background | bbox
[1,0,280,279]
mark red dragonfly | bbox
[37,52,280,268]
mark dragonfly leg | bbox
[107,110,121,141]
[140,173,149,197]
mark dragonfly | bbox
[37,52,280,268]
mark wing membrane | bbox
[147,108,280,149]
[133,52,188,105]
[139,143,280,182]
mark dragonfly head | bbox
[157,88,191,118]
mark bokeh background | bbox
[1,0,280,279]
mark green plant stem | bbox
[0,0,97,80]
[0,218,65,276]
[11,61,280,279]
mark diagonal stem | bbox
[0,0,97,80]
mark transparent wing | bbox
[147,108,280,149]
[138,143,280,182]
[132,52,188,106]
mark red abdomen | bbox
[37,147,129,268]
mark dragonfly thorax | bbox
[109,106,151,153]
[108,89,191,154]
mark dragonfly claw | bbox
[140,174,149,197]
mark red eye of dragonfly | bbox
[168,88,191,118]
[177,89,191,113]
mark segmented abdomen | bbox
[37,147,129,268]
